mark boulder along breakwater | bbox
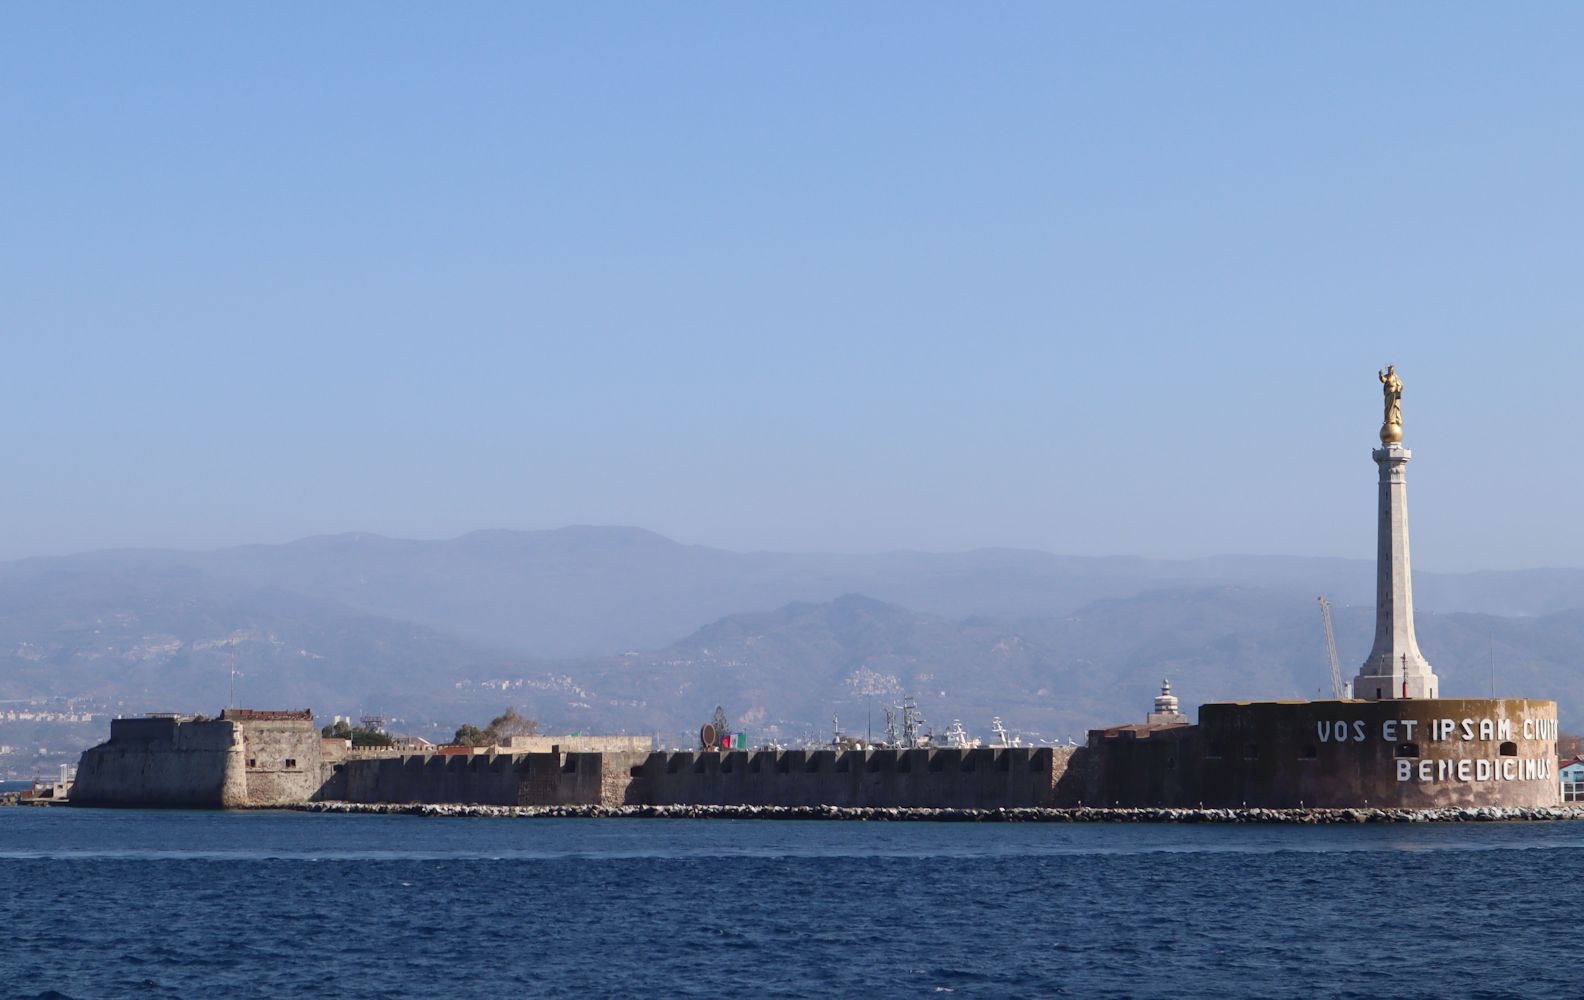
[283,801,1584,823]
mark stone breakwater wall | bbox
[284,801,1584,823]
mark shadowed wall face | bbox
[624,747,1079,808]
[1092,700,1561,809]
[72,718,244,808]
[323,748,1078,808]
[330,752,616,806]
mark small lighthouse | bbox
[1146,679,1189,725]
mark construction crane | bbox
[1317,596,1344,699]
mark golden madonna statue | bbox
[1379,364,1404,443]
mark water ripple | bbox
[0,810,1578,998]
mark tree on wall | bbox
[450,724,490,747]
[322,718,393,747]
[710,705,731,746]
[1560,731,1583,758]
[447,708,540,747]
[485,707,538,741]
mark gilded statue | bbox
[1378,364,1403,443]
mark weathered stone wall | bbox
[601,752,651,804]
[621,747,1080,808]
[73,713,325,809]
[71,717,246,808]
[1199,698,1559,809]
[331,752,611,806]
[89,699,1559,812]
[320,748,1082,808]
[1091,698,1561,809]
[237,718,324,805]
[1085,726,1195,807]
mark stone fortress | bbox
[72,709,1083,810]
[1085,364,1559,809]
[70,369,1563,812]
[72,710,325,809]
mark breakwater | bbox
[282,800,1584,823]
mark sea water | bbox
[0,809,1577,999]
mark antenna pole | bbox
[1318,597,1343,699]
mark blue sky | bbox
[4,5,1583,569]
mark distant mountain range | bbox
[3,527,1582,741]
[565,589,1584,744]
[0,567,516,713]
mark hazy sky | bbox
[4,5,1583,570]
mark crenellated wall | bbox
[319,747,1084,809]
[623,746,1084,808]
[323,751,635,806]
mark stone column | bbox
[1353,443,1439,700]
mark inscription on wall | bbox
[1315,716,1558,784]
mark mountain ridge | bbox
[8,526,1584,661]
[4,527,1584,745]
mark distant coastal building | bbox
[1562,757,1584,803]
[499,734,655,754]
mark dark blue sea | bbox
[0,809,1577,999]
